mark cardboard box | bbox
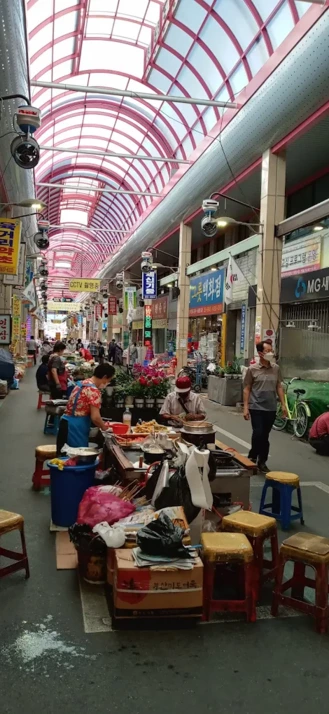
[112,549,203,619]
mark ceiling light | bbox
[313,225,324,232]
[210,266,217,271]
[217,219,229,228]
[18,199,47,210]
[286,321,296,329]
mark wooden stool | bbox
[201,532,256,623]
[37,391,50,409]
[222,511,278,601]
[272,532,329,633]
[259,471,304,530]
[33,445,57,490]
[0,510,30,579]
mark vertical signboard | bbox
[108,296,117,315]
[144,304,153,345]
[0,218,21,275]
[142,271,157,300]
[12,295,21,347]
[240,304,246,354]
[0,315,11,344]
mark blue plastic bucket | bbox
[49,460,98,527]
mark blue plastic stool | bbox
[44,412,60,436]
[259,472,304,530]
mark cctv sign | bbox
[142,270,157,300]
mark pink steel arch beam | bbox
[30,80,240,108]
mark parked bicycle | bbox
[274,378,311,438]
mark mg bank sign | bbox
[281,267,329,304]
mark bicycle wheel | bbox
[293,403,309,438]
[274,402,287,431]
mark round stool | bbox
[32,445,57,490]
[259,471,304,530]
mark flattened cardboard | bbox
[56,531,77,570]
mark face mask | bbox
[263,352,275,363]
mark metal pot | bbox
[181,420,214,434]
[75,448,100,465]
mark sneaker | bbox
[258,462,269,474]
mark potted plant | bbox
[153,377,170,408]
[131,378,146,408]
[113,386,125,408]
[224,358,242,379]
[145,380,156,408]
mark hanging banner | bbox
[281,235,321,277]
[0,315,11,344]
[189,268,224,317]
[47,301,82,312]
[3,242,26,287]
[142,271,157,300]
[0,218,21,275]
[144,304,153,345]
[124,286,137,310]
[25,258,34,287]
[33,306,45,321]
[225,255,245,305]
[108,296,117,315]
[94,304,102,320]
[22,279,37,308]
[12,295,21,344]
[69,279,100,292]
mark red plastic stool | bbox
[37,391,50,409]
[222,511,279,601]
[33,445,57,490]
[0,510,30,579]
[201,532,257,622]
[272,532,329,633]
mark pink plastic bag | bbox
[77,486,135,528]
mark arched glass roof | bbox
[26,0,312,294]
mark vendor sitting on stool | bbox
[56,363,115,455]
[309,412,329,455]
[160,375,206,424]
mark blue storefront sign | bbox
[240,303,246,354]
[142,270,157,300]
[189,268,225,317]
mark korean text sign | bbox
[189,268,224,317]
[108,296,117,315]
[0,218,21,275]
[0,315,11,344]
[144,304,153,345]
[142,270,157,300]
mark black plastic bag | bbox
[137,512,189,558]
[68,523,106,556]
[154,466,200,524]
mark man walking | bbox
[243,340,286,473]
[26,335,38,365]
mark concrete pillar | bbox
[176,222,192,374]
[0,281,12,313]
[256,149,286,344]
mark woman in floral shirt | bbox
[57,363,115,454]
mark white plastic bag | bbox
[92,521,126,548]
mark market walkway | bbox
[1,370,329,714]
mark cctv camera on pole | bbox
[201,199,219,238]
[11,106,41,169]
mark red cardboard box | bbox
[112,549,203,619]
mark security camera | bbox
[119,307,123,314]
[102,291,108,299]
[201,199,219,238]
[11,135,40,169]
[141,250,153,273]
[40,282,47,291]
[116,279,123,289]
[39,267,48,277]
[11,105,41,170]
[34,231,49,250]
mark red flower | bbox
[139,377,147,386]
[152,377,160,385]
